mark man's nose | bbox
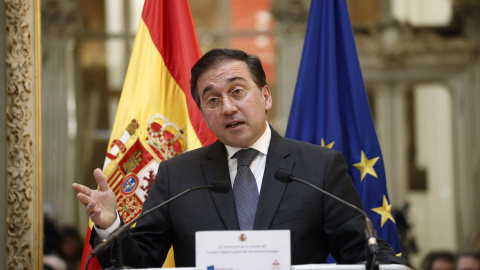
[221,96,237,114]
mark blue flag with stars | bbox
[285,0,401,257]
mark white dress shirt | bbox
[224,122,271,193]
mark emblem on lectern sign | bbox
[239,233,247,242]
[272,259,281,270]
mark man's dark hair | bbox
[190,48,267,107]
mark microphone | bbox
[274,170,378,265]
[90,181,230,258]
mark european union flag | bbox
[285,0,401,256]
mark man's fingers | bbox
[93,168,111,192]
[89,209,101,220]
[76,192,92,207]
[86,201,97,215]
[72,183,92,197]
[86,200,96,212]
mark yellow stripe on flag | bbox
[108,20,204,154]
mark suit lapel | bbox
[201,141,240,230]
[254,128,295,230]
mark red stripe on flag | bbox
[80,227,102,270]
[109,170,124,193]
[141,0,216,146]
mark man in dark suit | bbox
[73,48,404,268]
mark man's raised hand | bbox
[72,168,117,229]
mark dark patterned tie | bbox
[233,148,259,230]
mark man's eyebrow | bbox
[202,85,214,94]
[201,76,248,97]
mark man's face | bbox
[197,60,272,148]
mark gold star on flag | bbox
[321,138,334,149]
[371,195,396,227]
[353,150,379,182]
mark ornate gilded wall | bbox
[3,0,42,269]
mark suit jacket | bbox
[93,127,403,268]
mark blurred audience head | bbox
[456,251,480,270]
[421,251,456,270]
[59,226,83,269]
[474,234,480,253]
[43,214,62,255]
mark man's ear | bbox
[262,85,272,111]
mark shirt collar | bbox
[225,122,271,159]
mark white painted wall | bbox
[407,83,457,269]
[391,0,452,27]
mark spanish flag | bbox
[80,0,216,268]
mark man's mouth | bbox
[226,121,244,128]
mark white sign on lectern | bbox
[196,230,291,270]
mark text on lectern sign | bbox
[196,230,291,270]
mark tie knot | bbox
[234,148,259,168]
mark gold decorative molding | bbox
[34,0,43,268]
[4,0,41,268]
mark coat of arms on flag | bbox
[103,116,188,223]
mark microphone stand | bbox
[365,217,379,270]
[87,183,229,270]
[108,234,128,270]
[274,170,378,270]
